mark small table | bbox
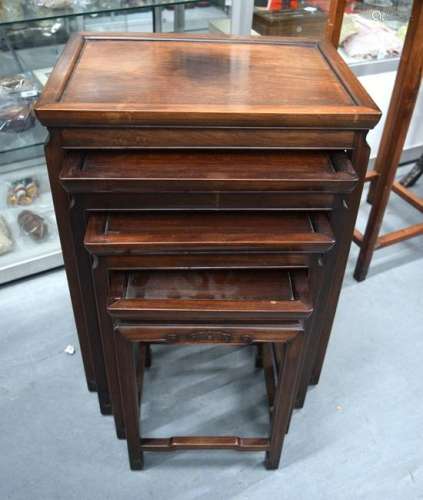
[35,31,380,421]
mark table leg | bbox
[265,334,304,470]
[116,334,144,471]
[44,134,97,394]
[309,134,371,388]
[45,138,110,411]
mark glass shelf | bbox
[252,1,412,65]
[0,0,199,27]
[0,157,62,284]
[0,121,46,156]
[339,0,412,65]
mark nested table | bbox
[35,32,380,417]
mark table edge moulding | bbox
[35,32,380,130]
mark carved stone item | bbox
[0,101,35,133]
[17,210,48,241]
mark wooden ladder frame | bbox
[326,0,423,282]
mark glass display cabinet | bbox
[0,0,227,283]
[338,0,412,73]
[252,0,413,72]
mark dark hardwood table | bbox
[34,32,380,416]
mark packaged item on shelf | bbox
[0,214,14,255]
[0,98,35,133]
[0,74,40,133]
[18,210,49,242]
[340,14,403,59]
[7,177,40,206]
[0,74,40,101]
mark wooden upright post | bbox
[354,0,423,281]
[325,0,347,47]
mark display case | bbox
[253,1,413,73]
[338,0,412,74]
[0,0,227,283]
[0,156,61,282]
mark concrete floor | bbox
[0,183,422,499]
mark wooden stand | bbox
[35,32,379,435]
[326,0,423,281]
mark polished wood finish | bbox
[108,269,312,322]
[44,133,110,411]
[74,189,336,211]
[391,180,423,213]
[60,127,357,150]
[117,323,303,345]
[325,0,347,47]
[266,333,304,469]
[124,269,296,301]
[375,223,423,249]
[140,436,269,452]
[60,150,358,194]
[353,0,423,281]
[36,33,378,130]
[114,307,306,469]
[115,332,144,470]
[88,252,312,270]
[35,32,380,451]
[353,172,423,250]
[309,133,371,389]
[85,212,315,447]
[85,211,335,255]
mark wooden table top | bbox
[35,32,380,129]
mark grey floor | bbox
[0,182,422,500]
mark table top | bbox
[0,0,197,27]
[35,32,381,129]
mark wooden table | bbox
[34,32,380,416]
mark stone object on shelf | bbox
[18,209,48,241]
[0,74,40,100]
[0,99,35,133]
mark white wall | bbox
[359,71,423,159]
